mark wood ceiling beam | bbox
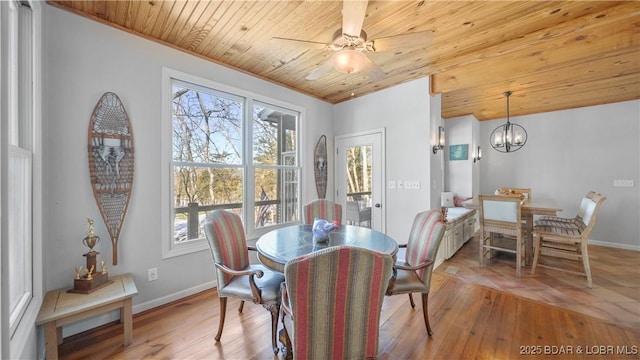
[443,73,640,120]
[440,49,640,110]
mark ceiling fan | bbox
[271,0,434,81]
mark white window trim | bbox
[161,67,304,259]
[1,1,43,358]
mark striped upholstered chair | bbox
[203,210,284,354]
[280,246,393,359]
[385,210,446,336]
[302,199,342,225]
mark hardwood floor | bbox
[58,241,640,360]
[436,238,640,330]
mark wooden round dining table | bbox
[256,224,399,273]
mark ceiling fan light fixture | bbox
[331,48,367,74]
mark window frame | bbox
[1,1,44,357]
[161,68,303,258]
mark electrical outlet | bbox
[148,267,158,281]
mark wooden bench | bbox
[36,273,137,359]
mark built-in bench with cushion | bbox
[440,193,477,259]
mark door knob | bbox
[375,203,381,208]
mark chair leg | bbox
[516,236,522,277]
[238,300,244,313]
[581,242,593,288]
[421,293,432,336]
[408,293,415,308]
[531,233,541,275]
[215,297,227,342]
[479,231,484,268]
[279,308,292,358]
[267,303,280,354]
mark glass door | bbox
[335,130,385,232]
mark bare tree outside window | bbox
[347,145,372,207]
[170,80,299,243]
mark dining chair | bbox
[203,210,284,354]
[302,199,342,225]
[535,191,596,229]
[346,200,371,227]
[280,245,393,359]
[531,192,606,288]
[478,194,525,277]
[385,210,446,336]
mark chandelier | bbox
[490,91,527,153]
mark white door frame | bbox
[335,128,386,233]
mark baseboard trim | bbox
[133,280,217,314]
[589,239,640,252]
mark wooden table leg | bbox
[44,322,59,360]
[56,327,63,345]
[524,214,534,266]
[122,298,133,346]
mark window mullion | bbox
[244,98,255,236]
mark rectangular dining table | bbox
[463,196,562,265]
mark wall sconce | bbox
[432,125,445,154]
[473,146,482,163]
[490,91,527,153]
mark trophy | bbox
[82,218,100,272]
[83,218,100,252]
[69,218,111,294]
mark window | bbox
[2,1,42,354]
[162,69,301,257]
[7,0,34,337]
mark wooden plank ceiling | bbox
[47,1,640,121]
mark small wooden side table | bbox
[36,273,137,360]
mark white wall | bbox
[430,93,445,211]
[478,100,640,249]
[333,78,433,244]
[35,3,639,355]
[43,4,332,335]
[444,115,475,197]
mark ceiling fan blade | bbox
[271,37,330,50]
[370,30,434,52]
[362,57,386,81]
[342,0,368,37]
[306,58,335,81]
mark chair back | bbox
[303,199,342,225]
[346,201,361,223]
[405,210,446,282]
[576,191,597,222]
[578,192,606,238]
[203,210,250,287]
[479,194,522,237]
[284,246,393,360]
